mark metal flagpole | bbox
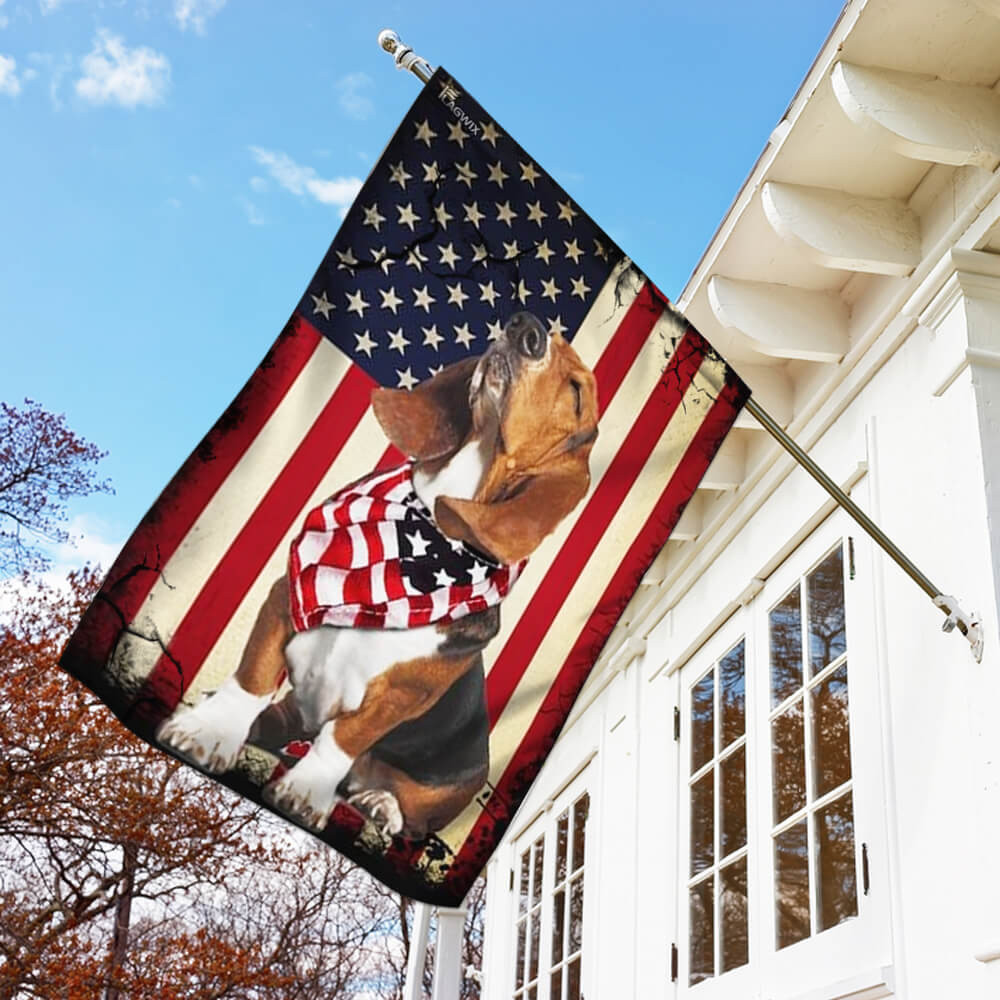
[374,32,983,667]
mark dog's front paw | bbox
[349,788,405,837]
[156,677,273,774]
[264,758,340,831]
[157,706,245,773]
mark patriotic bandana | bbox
[288,462,524,632]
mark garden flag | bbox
[62,69,749,905]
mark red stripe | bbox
[136,361,378,714]
[449,376,749,886]
[485,326,706,725]
[62,314,324,672]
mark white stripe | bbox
[370,561,388,605]
[378,521,398,560]
[346,524,368,569]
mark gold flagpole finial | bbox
[377,30,435,85]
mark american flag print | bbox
[61,68,750,905]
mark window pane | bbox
[527,987,537,1000]
[516,920,526,988]
[567,957,581,1000]
[772,700,806,823]
[518,853,530,917]
[775,820,811,950]
[720,857,749,974]
[689,876,714,985]
[808,546,846,673]
[550,968,562,1000]
[555,811,569,884]
[692,669,715,772]
[569,875,584,954]
[551,888,565,965]
[531,837,544,907]
[770,586,803,706]
[529,910,540,982]
[690,770,715,876]
[812,662,852,798]
[721,746,747,857]
[720,641,746,748]
[571,794,588,872]
[817,793,858,932]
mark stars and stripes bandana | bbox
[288,462,523,632]
[61,67,750,905]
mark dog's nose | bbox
[508,312,548,360]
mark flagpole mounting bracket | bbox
[933,594,984,662]
[378,30,435,85]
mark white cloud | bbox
[39,0,65,13]
[240,197,265,226]
[76,30,170,107]
[0,54,20,96]
[29,51,72,109]
[336,71,374,120]
[0,0,7,30]
[173,0,227,34]
[249,175,268,193]
[249,146,363,216]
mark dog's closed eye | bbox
[570,378,582,417]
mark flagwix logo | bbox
[437,78,482,138]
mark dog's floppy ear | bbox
[371,357,479,460]
[435,455,590,565]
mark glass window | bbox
[768,545,857,950]
[687,639,749,985]
[549,793,589,1000]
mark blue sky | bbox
[0,0,845,571]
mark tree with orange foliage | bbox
[0,401,485,999]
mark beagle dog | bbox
[156,312,599,838]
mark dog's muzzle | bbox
[473,311,550,409]
[506,311,548,361]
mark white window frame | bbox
[675,517,891,998]
[507,768,593,1000]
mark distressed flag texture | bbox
[61,68,749,905]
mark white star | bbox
[434,567,456,588]
[594,238,609,260]
[540,278,562,303]
[355,329,376,357]
[396,367,418,391]
[447,283,470,308]
[557,199,579,224]
[406,246,428,271]
[422,324,444,350]
[520,161,541,187]
[388,327,411,354]
[486,319,505,341]
[379,287,403,314]
[503,240,520,259]
[434,202,454,228]
[446,535,465,552]
[463,201,486,227]
[515,279,532,305]
[526,200,548,227]
[548,315,568,337]
[564,238,584,264]
[480,121,501,146]
[479,280,499,307]
[438,242,462,269]
[345,289,370,317]
[454,322,475,348]
[335,248,358,274]
[310,291,335,319]
[406,529,431,557]
[496,200,518,226]
[571,275,592,299]
[362,203,386,232]
[413,285,436,312]
[371,246,394,274]
[447,121,468,147]
[535,239,555,264]
[428,363,444,376]
[469,561,489,584]
[471,243,489,263]
[422,160,440,182]
[488,161,509,187]
[456,161,478,188]
[397,202,421,231]
[389,161,412,189]
[414,119,438,146]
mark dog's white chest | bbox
[284,623,444,730]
